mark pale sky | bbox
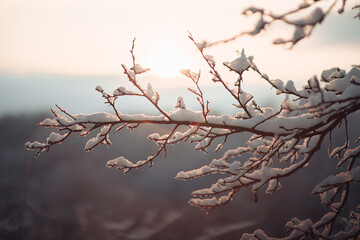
[0,0,360,115]
[0,0,252,75]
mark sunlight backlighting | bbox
[146,42,187,78]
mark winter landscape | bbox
[1,0,360,239]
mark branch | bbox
[202,0,354,49]
[25,36,360,240]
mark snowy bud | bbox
[130,64,150,74]
[175,96,186,109]
[96,85,104,93]
[196,41,207,51]
[223,49,251,75]
[205,55,215,66]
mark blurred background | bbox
[1,0,360,239]
[1,113,359,240]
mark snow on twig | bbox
[25,5,360,238]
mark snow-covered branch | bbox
[25,40,360,237]
[24,3,360,239]
[203,0,358,48]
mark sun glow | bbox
[146,42,188,78]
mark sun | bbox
[146,42,187,78]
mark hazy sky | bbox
[0,0,360,116]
